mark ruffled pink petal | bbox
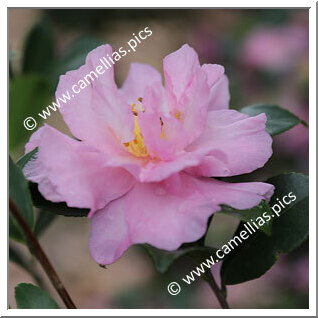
[186,110,272,177]
[202,64,230,110]
[102,148,204,183]
[178,67,210,142]
[24,130,65,202]
[163,45,210,146]
[89,173,274,265]
[163,44,201,105]
[137,151,203,182]
[121,62,163,104]
[56,44,134,150]
[24,125,135,214]
[202,64,224,86]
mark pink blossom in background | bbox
[24,44,274,265]
[241,26,308,71]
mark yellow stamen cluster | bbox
[123,98,149,158]
[123,98,182,157]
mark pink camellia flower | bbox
[241,26,308,71]
[24,44,274,265]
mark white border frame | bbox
[3,1,316,316]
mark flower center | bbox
[123,99,182,157]
[123,98,149,158]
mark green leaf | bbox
[218,200,272,235]
[221,173,309,285]
[9,61,14,80]
[16,148,38,170]
[50,37,103,87]
[29,182,89,217]
[267,173,309,210]
[22,19,55,75]
[240,104,307,136]
[143,244,217,274]
[10,245,47,289]
[59,37,103,72]
[9,157,35,242]
[268,173,309,253]
[9,245,26,268]
[15,283,59,309]
[9,75,51,150]
[220,223,277,286]
[9,214,25,243]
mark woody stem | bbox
[9,197,76,309]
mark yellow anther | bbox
[131,103,138,116]
[160,117,165,139]
[136,97,144,113]
[124,100,149,157]
[174,110,181,120]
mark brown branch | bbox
[9,197,76,309]
[205,271,230,309]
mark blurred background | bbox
[9,9,309,309]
